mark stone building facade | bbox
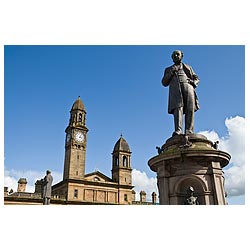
[4,97,157,205]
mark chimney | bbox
[152,192,157,204]
[17,178,27,192]
[140,190,146,203]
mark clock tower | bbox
[63,96,88,180]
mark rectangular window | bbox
[124,194,128,202]
[74,189,78,198]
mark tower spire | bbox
[112,136,132,185]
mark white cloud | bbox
[4,172,19,193]
[132,169,158,202]
[199,116,245,197]
[198,130,219,143]
[4,168,62,193]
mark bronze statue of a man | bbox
[162,50,200,136]
[41,170,53,205]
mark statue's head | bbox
[171,50,183,64]
[46,170,51,175]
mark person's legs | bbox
[173,107,183,136]
[185,110,194,134]
[43,197,50,205]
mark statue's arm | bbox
[189,66,200,88]
[44,176,48,184]
[162,67,174,87]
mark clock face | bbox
[75,131,84,142]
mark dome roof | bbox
[113,136,131,153]
[18,178,27,184]
[71,96,85,111]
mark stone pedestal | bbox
[148,134,231,205]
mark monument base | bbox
[148,134,231,205]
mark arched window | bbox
[115,156,119,166]
[123,156,127,167]
[79,113,82,122]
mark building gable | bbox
[84,171,114,183]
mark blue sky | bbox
[4,45,245,204]
[1,1,249,249]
